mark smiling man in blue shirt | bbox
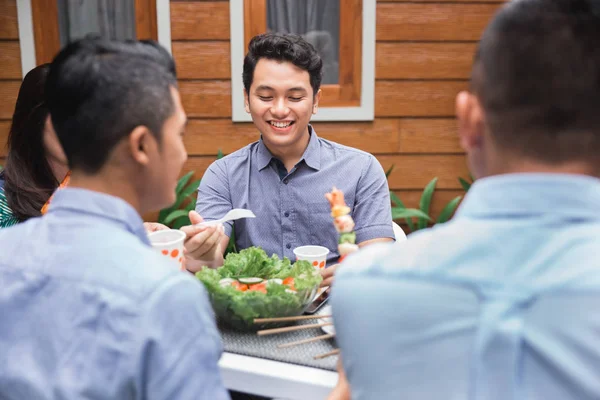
[184,33,394,274]
[0,38,229,399]
[330,0,600,399]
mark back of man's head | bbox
[472,0,600,170]
[45,36,178,174]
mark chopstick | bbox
[278,333,335,348]
[254,314,332,323]
[257,322,333,336]
[314,349,341,360]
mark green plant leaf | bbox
[436,196,462,224]
[392,208,431,220]
[385,164,395,179]
[176,171,194,196]
[405,218,416,233]
[458,177,472,192]
[171,181,199,211]
[185,199,196,212]
[389,191,406,208]
[171,216,192,230]
[158,171,196,223]
[418,177,437,229]
[163,209,191,225]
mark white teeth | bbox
[270,121,292,128]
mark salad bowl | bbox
[196,247,322,331]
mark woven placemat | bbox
[219,309,338,371]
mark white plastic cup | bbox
[148,229,186,271]
[293,245,330,270]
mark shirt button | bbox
[283,179,289,184]
[286,243,291,249]
[284,212,290,218]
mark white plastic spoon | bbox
[194,208,256,228]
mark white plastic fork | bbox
[194,208,256,228]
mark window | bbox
[57,0,136,46]
[230,0,376,122]
[16,0,164,75]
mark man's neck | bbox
[68,169,142,214]
[264,127,311,172]
[485,155,599,178]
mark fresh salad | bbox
[195,246,322,330]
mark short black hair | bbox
[45,36,178,174]
[473,0,600,165]
[243,32,323,96]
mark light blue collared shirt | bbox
[196,127,394,262]
[0,188,229,400]
[332,174,600,400]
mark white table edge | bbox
[219,352,338,399]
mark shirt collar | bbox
[455,173,600,220]
[256,125,322,171]
[47,187,150,245]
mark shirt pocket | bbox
[306,201,339,259]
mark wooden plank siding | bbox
[0,0,500,221]
[0,0,20,169]
[0,0,18,39]
[168,0,504,219]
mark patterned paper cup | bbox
[148,229,186,271]
[293,245,330,269]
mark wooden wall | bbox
[170,0,504,219]
[0,0,20,163]
[0,0,505,220]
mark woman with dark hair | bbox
[0,63,168,231]
[0,64,69,228]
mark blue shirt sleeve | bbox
[196,160,234,237]
[331,244,478,399]
[353,155,395,243]
[134,274,230,400]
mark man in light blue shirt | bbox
[0,38,229,399]
[330,0,600,399]
[185,32,394,273]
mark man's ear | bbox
[244,89,250,113]
[456,91,485,153]
[312,89,322,115]
[128,126,153,166]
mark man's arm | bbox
[135,274,230,400]
[183,160,233,270]
[353,156,395,243]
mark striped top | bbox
[0,176,19,229]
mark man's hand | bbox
[143,222,169,233]
[320,264,338,288]
[179,211,226,272]
[327,356,351,400]
[321,238,393,288]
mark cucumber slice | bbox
[285,288,297,294]
[238,277,264,284]
[219,278,235,287]
[267,278,283,285]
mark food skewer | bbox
[325,187,359,262]
[277,333,335,349]
[257,322,333,336]
[254,314,332,323]
[313,349,341,360]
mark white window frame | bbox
[16,0,172,78]
[229,0,376,122]
[16,0,35,76]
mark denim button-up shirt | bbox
[196,127,394,262]
[0,188,229,400]
[332,174,600,400]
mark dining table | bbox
[217,306,339,399]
